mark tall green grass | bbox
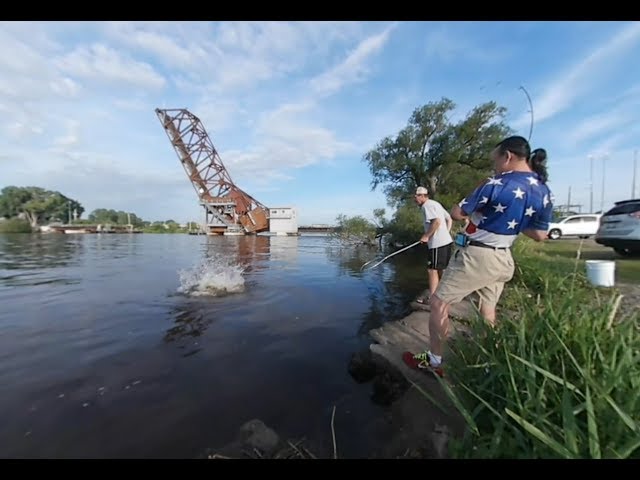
[426,239,640,458]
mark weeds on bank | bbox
[420,239,640,458]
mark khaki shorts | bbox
[434,245,515,307]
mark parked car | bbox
[595,199,640,256]
[547,214,602,240]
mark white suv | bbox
[547,214,602,240]
[595,199,640,257]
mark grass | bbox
[536,238,640,284]
[418,238,640,459]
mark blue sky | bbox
[1,21,639,225]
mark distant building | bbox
[268,207,298,235]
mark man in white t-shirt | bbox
[414,186,454,301]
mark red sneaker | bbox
[402,351,444,378]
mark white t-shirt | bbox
[422,199,453,249]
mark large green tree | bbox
[361,97,513,245]
[332,214,378,246]
[363,97,513,207]
[0,186,84,227]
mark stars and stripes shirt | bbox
[458,171,554,248]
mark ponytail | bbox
[529,148,548,184]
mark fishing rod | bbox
[519,85,534,142]
[360,241,421,271]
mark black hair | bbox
[495,135,549,184]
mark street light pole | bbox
[600,154,607,213]
[633,149,638,199]
[589,155,594,213]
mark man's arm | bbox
[522,229,548,242]
[444,209,453,231]
[450,204,468,221]
[421,218,440,243]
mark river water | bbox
[0,233,427,458]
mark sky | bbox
[1,21,639,225]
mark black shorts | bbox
[427,243,453,271]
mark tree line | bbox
[0,186,196,233]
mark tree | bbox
[332,214,378,246]
[362,97,513,245]
[88,209,144,227]
[0,186,84,227]
[363,97,512,207]
[379,203,424,247]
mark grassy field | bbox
[535,239,640,284]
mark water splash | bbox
[177,255,245,297]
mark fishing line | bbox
[480,81,535,142]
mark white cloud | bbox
[113,97,148,111]
[7,121,44,139]
[566,108,633,147]
[516,22,640,127]
[194,24,398,191]
[310,23,397,97]
[104,22,198,69]
[104,21,364,96]
[50,77,81,97]
[156,24,398,192]
[588,130,637,158]
[222,123,354,186]
[2,104,48,140]
[52,120,81,148]
[0,26,74,102]
[55,43,166,90]
[424,24,512,64]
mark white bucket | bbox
[585,260,616,287]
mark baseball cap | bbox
[415,186,428,195]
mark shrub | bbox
[0,218,33,233]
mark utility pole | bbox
[589,155,594,213]
[600,154,606,213]
[567,186,572,215]
[633,149,638,199]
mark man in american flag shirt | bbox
[403,136,554,377]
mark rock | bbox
[202,419,322,459]
[430,423,450,459]
[348,350,379,383]
[238,419,280,456]
[371,370,409,406]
